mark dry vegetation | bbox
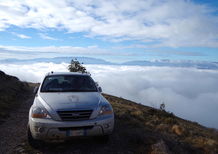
[104,94,218,154]
[0,71,31,121]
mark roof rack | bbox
[45,72,91,76]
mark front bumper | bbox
[29,115,114,141]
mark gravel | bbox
[0,95,34,154]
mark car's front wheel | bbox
[95,135,110,143]
[27,125,43,148]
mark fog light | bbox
[104,124,110,128]
[34,126,39,132]
[38,127,45,133]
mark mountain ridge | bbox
[1,57,218,70]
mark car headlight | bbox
[31,107,51,119]
[98,104,113,116]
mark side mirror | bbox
[98,87,102,93]
[33,86,39,94]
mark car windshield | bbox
[40,75,98,92]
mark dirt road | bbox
[0,95,34,154]
[0,94,136,154]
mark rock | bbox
[0,70,5,76]
[156,124,169,132]
[206,139,216,146]
[172,125,184,136]
[150,140,171,154]
[21,142,26,146]
[15,146,25,153]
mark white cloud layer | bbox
[0,0,218,47]
[39,33,58,40]
[0,63,218,128]
[11,32,31,39]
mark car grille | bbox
[57,109,93,121]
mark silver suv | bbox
[28,72,114,144]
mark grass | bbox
[103,93,218,153]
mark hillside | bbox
[0,71,217,154]
[104,94,218,153]
[0,70,32,122]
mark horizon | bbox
[1,55,218,63]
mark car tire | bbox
[95,135,110,143]
[27,125,43,148]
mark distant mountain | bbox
[0,57,114,65]
[122,59,218,70]
[1,57,218,70]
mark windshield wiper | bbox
[41,89,63,92]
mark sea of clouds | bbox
[0,63,218,129]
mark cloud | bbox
[11,32,31,39]
[39,33,58,40]
[0,0,218,47]
[114,45,205,56]
[0,63,218,129]
[0,45,114,59]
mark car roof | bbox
[45,72,90,77]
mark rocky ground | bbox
[0,70,34,154]
[0,96,33,154]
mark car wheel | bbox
[27,125,43,148]
[95,135,110,143]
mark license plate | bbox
[66,129,85,137]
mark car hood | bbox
[39,92,101,111]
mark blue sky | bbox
[0,0,218,62]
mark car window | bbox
[40,75,97,92]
